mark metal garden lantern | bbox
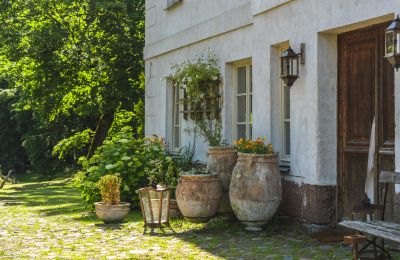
[136,186,171,233]
[280,46,300,87]
[385,15,400,71]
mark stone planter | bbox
[229,153,282,231]
[176,173,222,223]
[94,202,131,224]
[207,146,237,215]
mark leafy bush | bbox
[75,127,146,208]
[97,175,121,205]
[52,129,94,161]
[75,127,175,209]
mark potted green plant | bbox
[94,174,131,223]
[229,137,282,231]
[144,137,182,217]
[176,168,222,223]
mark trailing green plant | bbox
[97,174,121,205]
[167,49,221,104]
[168,50,228,147]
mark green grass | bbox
[0,174,353,259]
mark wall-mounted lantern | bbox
[280,44,305,87]
[385,15,400,71]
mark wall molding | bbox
[252,0,295,16]
[144,3,253,60]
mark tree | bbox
[0,0,145,164]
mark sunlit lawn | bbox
[0,174,352,259]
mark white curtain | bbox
[365,117,376,203]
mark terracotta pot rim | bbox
[94,202,131,207]
[180,173,218,177]
[208,146,237,151]
[237,152,278,157]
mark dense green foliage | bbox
[0,0,145,175]
[0,85,26,172]
[75,127,147,208]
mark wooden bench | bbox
[339,171,400,259]
[340,220,400,258]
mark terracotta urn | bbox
[176,173,222,223]
[229,153,282,231]
[94,202,131,224]
[207,146,237,215]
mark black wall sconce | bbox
[280,43,305,87]
[384,15,400,71]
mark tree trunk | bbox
[86,112,115,159]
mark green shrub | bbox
[75,127,147,209]
[74,127,176,209]
[97,175,121,205]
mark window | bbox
[234,64,252,140]
[172,85,181,149]
[280,47,291,160]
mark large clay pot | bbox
[94,202,131,224]
[229,153,282,231]
[207,146,237,214]
[176,173,222,223]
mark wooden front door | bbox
[338,23,395,219]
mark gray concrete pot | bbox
[229,153,282,231]
[207,146,237,215]
[94,202,131,224]
[176,173,222,223]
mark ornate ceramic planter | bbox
[176,173,222,223]
[207,146,237,215]
[229,153,282,231]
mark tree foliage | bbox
[0,0,145,174]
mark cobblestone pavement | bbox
[0,178,353,259]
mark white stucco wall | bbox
[145,0,400,186]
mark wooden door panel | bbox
[343,154,369,217]
[346,41,375,147]
[338,22,394,220]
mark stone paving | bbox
[0,178,353,259]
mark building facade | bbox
[144,0,400,224]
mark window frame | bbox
[233,62,253,141]
[171,84,181,150]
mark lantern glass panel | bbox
[396,31,400,54]
[281,57,289,77]
[139,188,170,225]
[386,31,394,55]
